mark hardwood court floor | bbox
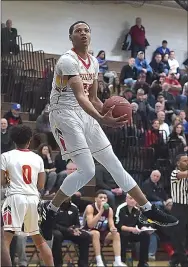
[28,262,170,266]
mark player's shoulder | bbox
[58,50,78,63]
[90,54,98,64]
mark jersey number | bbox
[22,165,32,184]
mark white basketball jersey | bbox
[1,149,44,196]
[50,49,99,110]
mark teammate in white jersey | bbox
[1,125,54,266]
[41,21,178,240]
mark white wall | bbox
[2,1,187,65]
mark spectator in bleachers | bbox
[150,73,166,99]
[84,190,126,267]
[149,53,165,80]
[38,143,57,196]
[95,164,125,210]
[157,111,170,142]
[1,118,14,153]
[88,49,94,56]
[4,103,22,127]
[119,58,137,87]
[1,22,6,28]
[168,51,180,80]
[168,123,187,151]
[1,19,19,55]
[131,102,144,131]
[160,83,176,109]
[52,199,91,267]
[162,53,170,75]
[155,40,170,57]
[115,194,150,267]
[144,119,163,148]
[165,71,182,96]
[132,89,154,130]
[179,110,188,134]
[132,72,150,96]
[142,170,168,207]
[149,102,164,123]
[122,88,134,103]
[111,77,120,96]
[96,50,117,84]
[157,94,176,124]
[135,51,153,83]
[129,17,147,58]
[34,104,57,150]
[169,116,182,132]
[97,80,110,103]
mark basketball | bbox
[102,96,132,123]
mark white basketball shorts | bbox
[49,108,111,160]
[2,194,40,236]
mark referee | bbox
[170,154,188,267]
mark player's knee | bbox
[82,163,95,180]
[91,230,100,239]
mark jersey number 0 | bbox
[22,165,32,184]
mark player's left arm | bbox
[89,80,103,113]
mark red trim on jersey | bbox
[72,48,91,69]
[16,148,30,152]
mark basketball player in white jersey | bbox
[1,125,54,266]
[41,21,178,240]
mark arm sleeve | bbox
[56,55,80,76]
[1,154,7,171]
[115,208,125,231]
[38,156,45,173]
[135,59,143,71]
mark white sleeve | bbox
[38,156,45,173]
[93,57,99,80]
[56,55,80,76]
[1,153,7,171]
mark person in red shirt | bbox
[165,72,182,97]
[129,17,146,58]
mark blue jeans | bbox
[149,233,158,256]
[176,95,187,110]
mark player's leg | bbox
[104,232,126,266]
[88,123,178,226]
[42,109,95,214]
[1,215,12,267]
[90,230,104,266]
[24,196,54,266]
[32,234,54,266]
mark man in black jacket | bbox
[150,54,165,81]
[142,170,169,207]
[52,200,91,267]
[115,194,150,267]
[119,58,137,86]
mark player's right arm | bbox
[85,205,103,229]
[1,154,9,186]
[37,156,45,190]
[57,56,127,128]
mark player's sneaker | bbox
[113,262,127,266]
[40,201,56,240]
[139,205,178,227]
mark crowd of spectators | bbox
[1,15,188,267]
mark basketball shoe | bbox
[139,204,178,227]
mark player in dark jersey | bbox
[84,190,126,267]
[1,214,12,266]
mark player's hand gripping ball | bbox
[102,96,132,124]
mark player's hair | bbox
[10,125,32,148]
[69,21,90,35]
[37,143,53,158]
[95,190,108,198]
